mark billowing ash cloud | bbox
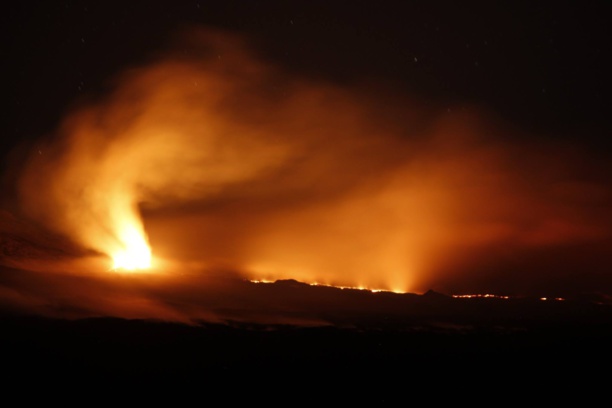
[4,27,611,322]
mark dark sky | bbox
[2,0,611,159]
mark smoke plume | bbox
[10,27,612,311]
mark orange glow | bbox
[451,294,566,301]
[9,26,612,313]
[111,224,152,271]
[250,279,404,294]
[452,294,511,299]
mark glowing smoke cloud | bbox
[15,28,612,297]
[18,30,297,272]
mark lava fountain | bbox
[111,224,151,271]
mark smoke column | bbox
[15,28,612,297]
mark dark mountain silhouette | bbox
[2,288,610,401]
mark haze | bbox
[2,28,611,323]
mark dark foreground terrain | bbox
[1,286,611,402]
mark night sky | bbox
[2,1,610,156]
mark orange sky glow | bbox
[2,28,611,323]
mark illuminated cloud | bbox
[3,27,611,322]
